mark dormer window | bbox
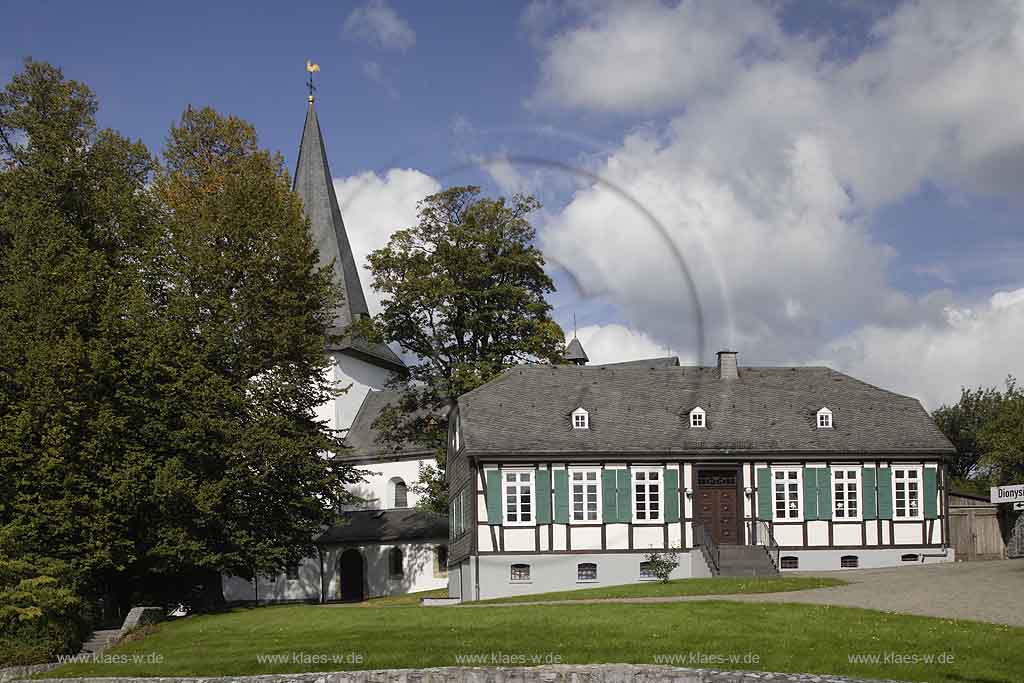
[572,408,589,430]
[817,407,833,429]
[689,407,706,428]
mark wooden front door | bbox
[696,469,740,545]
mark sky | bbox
[5,0,1024,409]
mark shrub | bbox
[0,555,91,666]
[643,548,680,583]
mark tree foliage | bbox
[933,376,1024,485]
[0,60,360,611]
[357,186,564,511]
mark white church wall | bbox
[347,458,431,510]
[322,541,449,600]
[331,353,394,432]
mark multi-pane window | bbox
[577,563,597,581]
[393,480,408,508]
[633,468,662,522]
[572,408,589,429]
[389,547,404,578]
[841,555,859,568]
[833,468,860,520]
[450,488,469,539]
[504,470,534,525]
[817,407,833,428]
[690,407,705,428]
[571,469,600,522]
[893,467,922,519]
[773,468,802,521]
[780,556,799,569]
[510,564,530,581]
[639,562,656,579]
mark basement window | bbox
[577,562,598,582]
[639,562,657,580]
[780,556,799,570]
[840,555,859,568]
[510,564,531,582]
[901,554,920,563]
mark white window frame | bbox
[510,563,531,583]
[502,468,536,526]
[832,467,861,521]
[632,467,663,524]
[569,467,602,524]
[772,466,803,522]
[892,465,923,521]
[689,406,706,428]
[572,407,589,430]
[817,407,833,429]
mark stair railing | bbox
[693,523,720,573]
[747,520,780,571]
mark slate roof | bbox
[597,356,680,369]
[564,337,589,363]
[317,508,448,545]
[457,364,954,455]
[293,101,405,372]
[339,389,434,461]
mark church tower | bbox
[293,95,406,433]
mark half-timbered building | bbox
[446,347,956,601]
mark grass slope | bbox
[46,601,1022,683]
[479,576,845,603]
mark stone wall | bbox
[19,663,906,683]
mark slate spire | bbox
[565,336,589,365]
[293,99,405,372]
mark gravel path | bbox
[473,560,1024,626]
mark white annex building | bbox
[222,95,448,603]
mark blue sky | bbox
[5,0,1024,407]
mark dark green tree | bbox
[0,61,361,611]
[932,384,1007,482]
[0,59,161,608]
[978,377,1024,485]
[357,186,564,512]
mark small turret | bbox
[565,336,589,366]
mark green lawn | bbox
[44,601,1023,683]
[479,576,845,603]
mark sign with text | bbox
[990,484,1024,504]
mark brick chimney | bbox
[717,351,739,380]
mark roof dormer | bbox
[689,406,706,428]
[817,407,833,429]
[572,407,589,430]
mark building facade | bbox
[221,96,448,604]
[447,349,956,601]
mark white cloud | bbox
[344,0,416,52]
[572,324,687,366]
[334,169,441,313]
[824,288,1024,409]
[530,0,1024,401]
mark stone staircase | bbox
[716,545,778,577]
[79,629,121,654]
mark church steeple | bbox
[293,97,405,372]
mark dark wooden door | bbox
[339,549,364,601]
[696,469,739,545]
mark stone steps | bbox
[79,629,121,654]
[715,545,778,577]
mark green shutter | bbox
[803,468,818,520]
[485,469,502,525]
[876,468,893,519]
[817,467,832,520]
[923,468,939,519]
[553,469,569,523]
[862,467,877,519]
[756,468,772,520]
[601,470,618,522]
[617,469,632,523]
[536,469,552,523]
[665,468,680,522]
